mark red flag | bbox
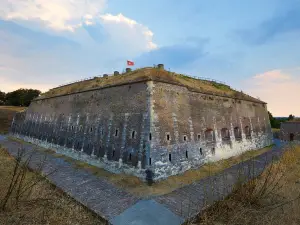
[127,60,134,66]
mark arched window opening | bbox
[112,150,115,157]
[205,129,215,142]
[169,153,172,162]
[245,126,251,138]
[115,129,119,137]
[234,127,242,140]
[221,128,230,141]
[129,153,132,161]
[186,150,188,158]
[132,131,135,139]
[200,148,203,155]
[183,135,187,141]
[197,134,201,141]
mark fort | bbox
[10,65,273,180]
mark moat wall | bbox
[11,80,273,180]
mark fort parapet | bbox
[11,66,273,180]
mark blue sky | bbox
[0,0,299,116]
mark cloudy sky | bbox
[0,0,299,116]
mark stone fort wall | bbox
[12,81,151,169]
[149,82,273,179]
[11,80,273,180]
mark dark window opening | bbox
[71,125,74,130]
[115,129,118,137]
[245,126,251,138]
[183,135,187,141]
[149,157,152,165]
[234,127,242,139]
[290,133,295,141]
[169,153,171,162]
[112,150,115,157]
[149,133,152,141]
[102,129,104,135]
[132,131,135,139]
[90,127,93,132]
[205,129,215,142]
[211,147,215,155]
[167,134,170,141]
[186,150,188,158]
[200,148,203,155]
[197,134,201,140]
[129,153,132,161]
[221,128,230,141]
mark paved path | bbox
[0,135,286,225]
[0,136,140,222]
[156,139,286,219]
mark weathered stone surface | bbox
[280,121,300,141]
[10,74,273,180]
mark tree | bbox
[288,114,295,121]
[268,111,282,129]
[5,89,41,107]
[0,90,5,105]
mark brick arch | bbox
[221,128,230,141]
[234,127,242,140]
[205,128,215,142]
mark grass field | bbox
[0,106,26,134]
[0,146,105,225]
[191,143,300,225]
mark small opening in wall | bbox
[200,148,203,155]
[143,143,146,149]
[129,153,132,161]
[132,131,135,139]
[90,127,93,132]
[149,133,152,141]
[149,157,152,165]
[211,147,215,155]
[197,134,201,140]
[71,125,74,130]
[183,135,187,141]
[115,129,118,137]
[186,150,188,158]
[169,153,171,162]
[167,134,170,141]
[102,129,104,135]
[112,150,115,157]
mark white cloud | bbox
[243,69,300,116]
[0,0,107,31]
[98,13,157,51]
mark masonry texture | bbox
[11,66,273,180]
[280,121,300,141]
